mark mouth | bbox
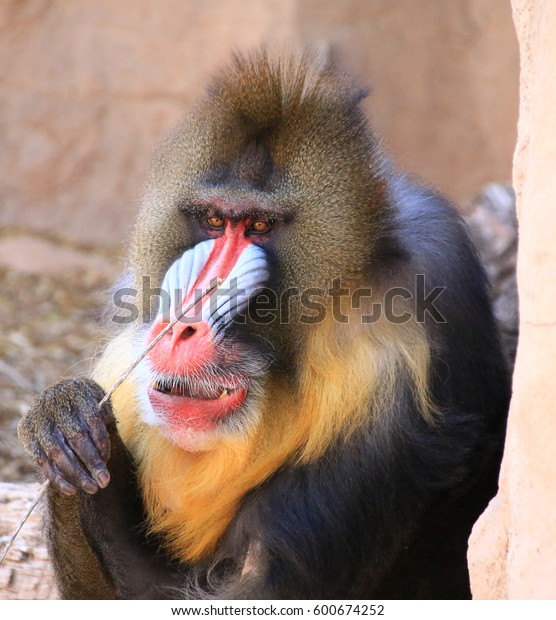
[147,372,249,432]
[151,376,240,401]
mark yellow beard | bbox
[93,307,433,563]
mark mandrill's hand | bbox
[18,377,114,495]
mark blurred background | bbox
[0,1,519,481]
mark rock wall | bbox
[468,0,556,599]
[0,0,518,251]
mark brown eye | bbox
[250,220,272,234]
[207,215,225,229]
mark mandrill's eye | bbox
[250,220,273,234]
[207,215,225,229]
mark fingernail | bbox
[96,470,111,488]
[82,480,99,495]
[60,482,77,496]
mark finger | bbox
[35,451,77,495]
[67,430,110,489]
[23,435,77,495]
[87,416,111,464]
[46,430,99,494]
[68,387,112,461]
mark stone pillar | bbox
[468,0,556,599]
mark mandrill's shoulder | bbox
[387,173,487,290]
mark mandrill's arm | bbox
[76,425,188,600]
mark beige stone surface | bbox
[0,0,518,249]
[0,0,296,248]
[298,0,519,204]
[468,497,508,599]
[468,0,556,599]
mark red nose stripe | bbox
[183,223,250,309]
[146,223,251,368]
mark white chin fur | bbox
[135,359,162,426]
[161,426,219,452]
[135,359,220,451]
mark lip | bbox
[147,383,248,431]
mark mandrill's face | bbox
[129,64,386,453]
[136,203,279,452]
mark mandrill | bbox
[18,48,510,599]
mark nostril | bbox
[164,324,196,339]
[181,325,196,339]
[158,320,209,347]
